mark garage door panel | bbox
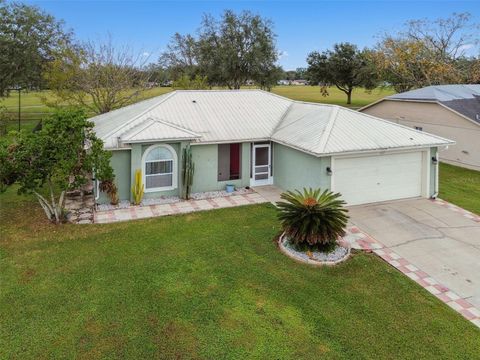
[334,152,423,205]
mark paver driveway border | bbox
[345,197,480,329]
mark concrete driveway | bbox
[348,198,480,308]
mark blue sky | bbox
[27,1,480,70]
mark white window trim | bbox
[142,144,178,192]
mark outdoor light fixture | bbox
[326,166,333,176]
[431,156,438,165]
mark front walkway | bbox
[94,192,269,224]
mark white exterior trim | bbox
[141,144,178,193]
[250,143,273,186]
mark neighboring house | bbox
[277,79,308,86]
[360,85,480,171]
[291,79,308,85]
[91,90,452,206]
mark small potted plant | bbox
[276,188,350,264]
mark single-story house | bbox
[91,90,453,206]
[360,85,480,171]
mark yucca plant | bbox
[276,188,349,249]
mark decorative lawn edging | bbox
[278,233,351,266]
[431,198,480,222]
[346,226,480,329]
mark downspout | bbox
[431,154,439,199]
[93,169,100,201]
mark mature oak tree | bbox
[0,1,72,96]
[306,43,378,104]
[159,33,199,81]
[159,10,281,90]
[197,10,279,89]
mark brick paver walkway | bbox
[94,192,268,224]
[344,198,480,329]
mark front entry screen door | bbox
[252,144,272,185]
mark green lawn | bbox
[439,162,480,215]
[0,86,393,133]
[271,85,394,107]
[1,186,479,359]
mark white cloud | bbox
[278,50,289,59]
[142,52,150,57]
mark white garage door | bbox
[333,152,424,206]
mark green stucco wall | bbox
[273,142,331,192]
[98,141,252,204]
[97,149,131,204]
[190,143,251,193]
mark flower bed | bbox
[97,187,254,211]
[278,233,351,266]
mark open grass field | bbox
[0,85,393,133]
[271,85,394,107]
[439,163,480,215]
[1,163,479,359]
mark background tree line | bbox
[1,0,480,113]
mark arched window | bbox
[142,144,177,191]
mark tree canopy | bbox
[159,10,281,90]
[44,38,152,114]
[0,0,72,96]
[0,108,112,223]
[373,12,479,92]
[306,43,378,104]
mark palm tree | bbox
[276,188,349,249]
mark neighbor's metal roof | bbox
[387,85,480,102]
[386,85,480,124]
[92,90,453,155]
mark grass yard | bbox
[0,85,393,133]
[439,162,480,215]
[1,186,479,359]
[271,85,394,107]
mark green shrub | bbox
[276,188,349,250]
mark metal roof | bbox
[93,90,453,155]
[120,118,201,144]
[385,85,480,124]
[387,85,480,102]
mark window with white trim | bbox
[144,145,176,190]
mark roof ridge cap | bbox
[120,118,156,140]
[270,102,294,136]
[103,91,178,141]
[152,118,201,137]
[316,106,339,153]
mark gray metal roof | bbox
[386,85,480,124]
[387,85,480,102]
[92,90,453,155]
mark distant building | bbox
[360,85,480,171]
[277,79,308,86]
[290,80,308,86]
